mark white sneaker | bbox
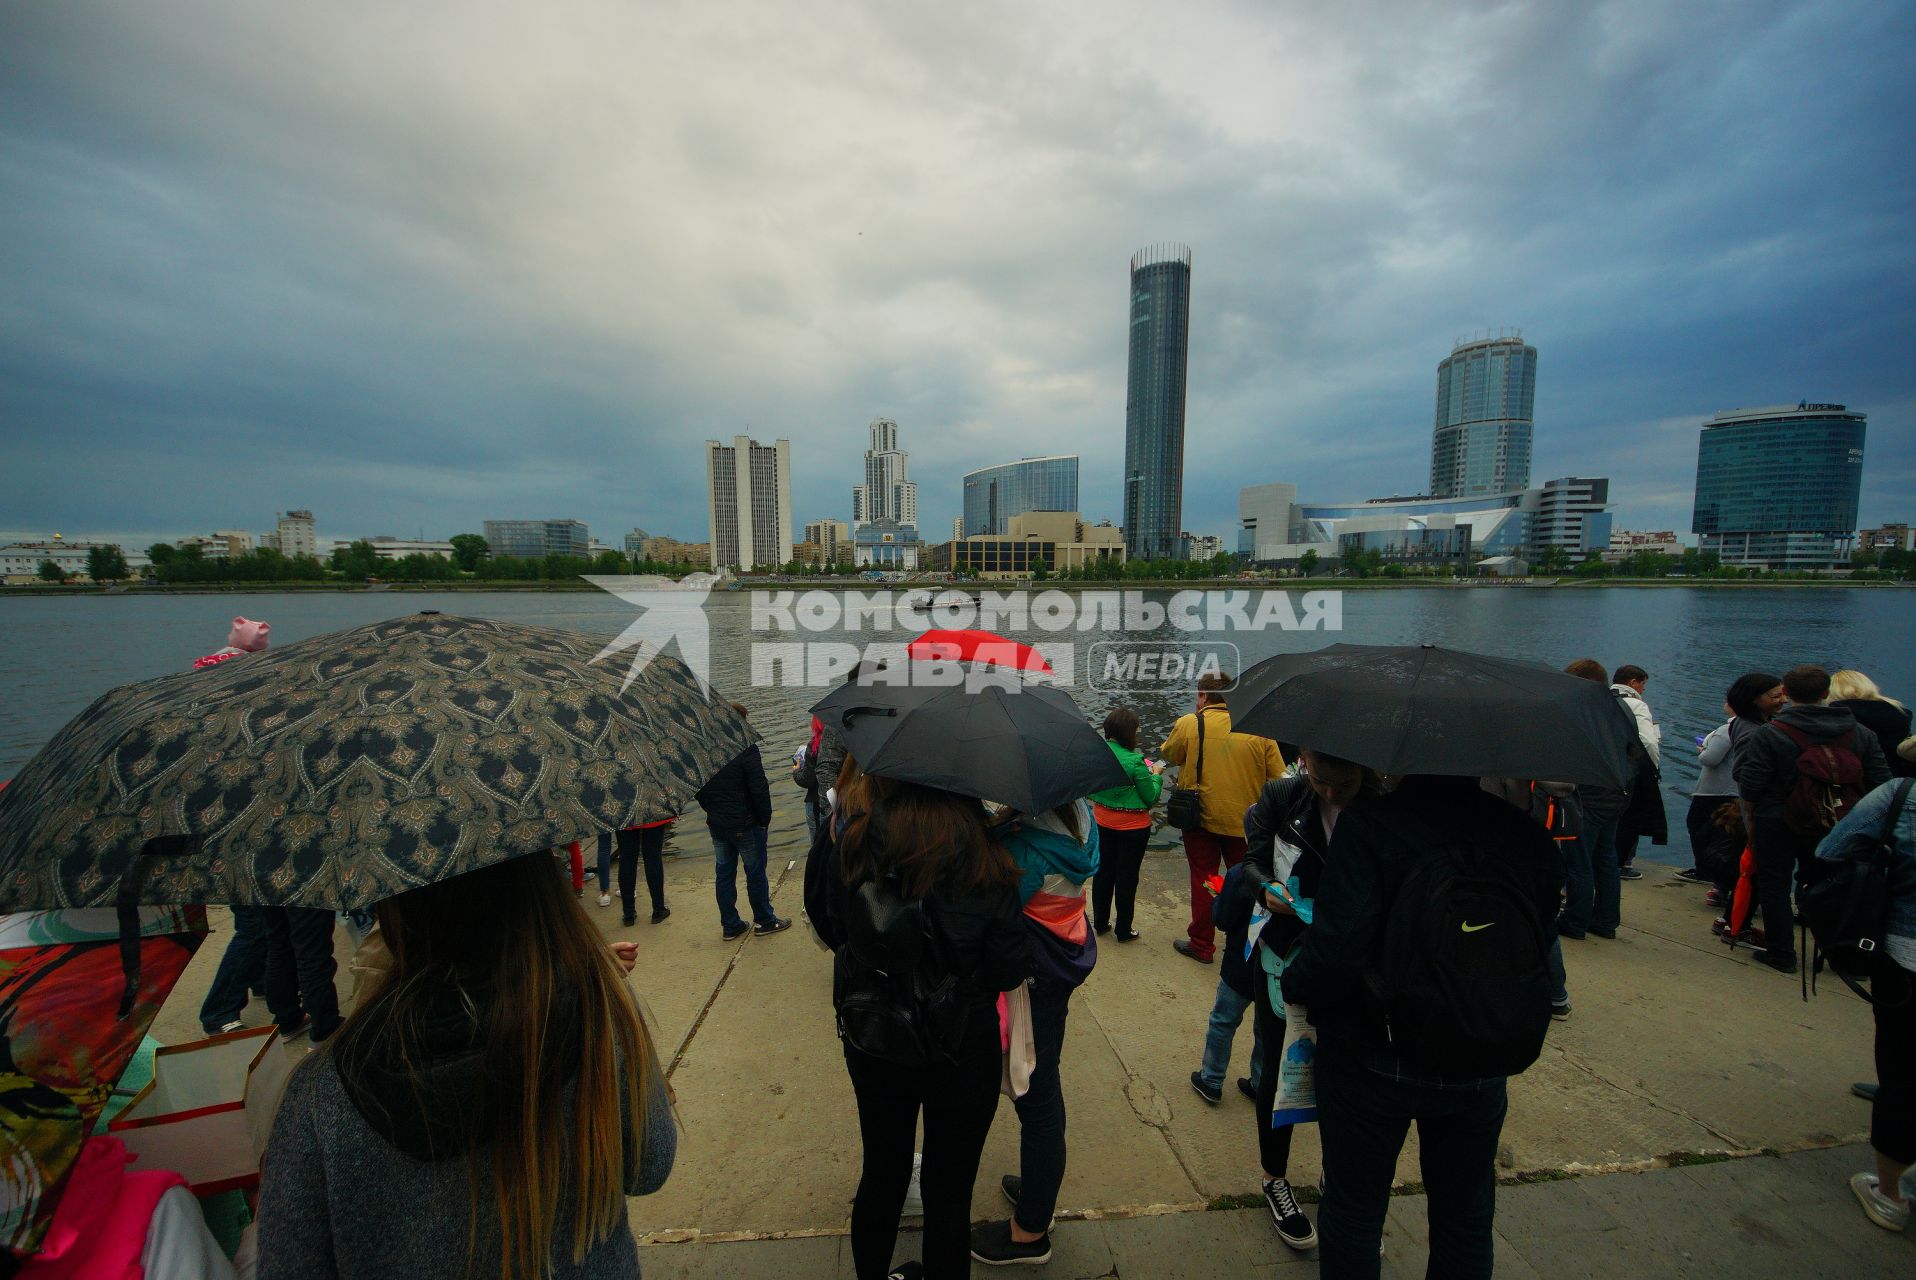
[901,1152,923,1219]
[598,892,612,908]
[1851,1172,1909,1231]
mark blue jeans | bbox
[1198,977,1267,1092]
[198,905,340,1040]
[713,824,777,931]
[593,832,613,892]
[1010,977,1073,1235]
[1315,1033,1508,1280]
[1560,819,1622,936]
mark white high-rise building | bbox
[273,510,317,559]
[851,417,917,531]
[706,436,794,570]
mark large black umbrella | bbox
[1224,643,1637,788]
[810,679,1125,814]
[0,613,756,911]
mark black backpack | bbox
[1366,840,1553,1078]
[1797,779,1912,1004]
[832,872,972,1068]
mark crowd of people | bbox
[185,611,1913,1279]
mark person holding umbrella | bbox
[804,673,1125,1279]
[1160,671,1287,965]
[0,613,759,1279]
[257,852,677,1278]
[970,795,1099,1267]
[808,767,1031,1280]
[1229,643,1629,1276]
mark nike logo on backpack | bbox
[1461,921,1494,933]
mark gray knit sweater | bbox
[255,1046,676,1279]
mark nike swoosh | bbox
[1461,921,1495,933]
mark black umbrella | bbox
[1224,643,1637,788]
[810,678,1125,814]
[0,613,757,911]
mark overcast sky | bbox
[3,0,1911,551]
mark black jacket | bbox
[1734,703,1892,820]
[1233,777,1331,1003]
[804,810,1032,1010]
[1280,776,1562,1050]
[1837,698,1916,780]
[695,744,773,835]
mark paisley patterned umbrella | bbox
[0,613,756,912]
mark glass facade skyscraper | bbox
[962,455,1079,535]
[1691,403,1865,569]
[1430,335,1536,498]
[1123,244,1191,560]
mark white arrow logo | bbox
[584,574,719,698]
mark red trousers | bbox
[1183,827,1246,960]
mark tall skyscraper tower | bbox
[1430,334,1536,498]
[851,417,917,530]
[1122,244,1192,560]
[705,435,794,570]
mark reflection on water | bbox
[3,587,1912,865]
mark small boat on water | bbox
[907,592,984,610]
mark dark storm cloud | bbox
[1,0,1911,551]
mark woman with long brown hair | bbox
[256,852,676,1279]
[808,760,1031,1280]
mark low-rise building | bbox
[636,536,710,565]
[365,537,455,560]
[928,512,1125,579]
[483,519,590,559]
[1860,523,1914,553]
[1238,477,1613,568]
[1,538,147,583]
[853,518,921,571]
[1606,530,1684,561]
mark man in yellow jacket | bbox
[1160,670,1287,963]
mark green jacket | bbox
[1087,741,1163,812]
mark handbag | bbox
[999,981,1036,1099]
[1165,709,1211,831]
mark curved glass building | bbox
[1431,335,1536,498]
[962,456,1080,536]
[1123,244,1192,560]
[1692,403,1865,568]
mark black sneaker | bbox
[1751,950,1798,975]
[1115,928,1140,942]
[1589,926,1617,939]
[1551,999,1572,1022]
[651,905,671,924]
[1618,866,1643,881]
[1675,867,1707,883]
[886,1264,924,1280]
[755,917,792,936]
[722,923,749,941]
[969,1220,1051,1266]
[1262,1177,1317,1250]
[1093,921,1110,936]
[1853,1081,1880,1102]
[622,911,638,927]
[1189,1070,1222,1105]
[1236,1076,1257,1101]
[1172,939,1214,964]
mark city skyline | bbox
[2,3,1912,549]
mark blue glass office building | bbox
[1123,244,1192,560]
[1692,403,1865,569]
[1431,336,1536,498]
[962,456,1080,536]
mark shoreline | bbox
[2,578,1903,597]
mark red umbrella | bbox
[1724,844,1759,948]
[907,629,1052,674]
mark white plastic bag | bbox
[1000,982,1036,1099]
[1270,1003,1318,1128]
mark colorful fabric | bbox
[1091,804,1151,831]
[0,613,755,912]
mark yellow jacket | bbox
[1160,705,1286,837]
